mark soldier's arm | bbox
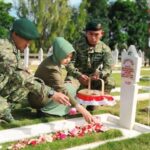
[96,46,113,78]
[101,49,113,76]
[11,69,54,103]
[24,76,51,97]
[0,62,14,91]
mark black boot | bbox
[86,105,97,112]
[36,109,45,117]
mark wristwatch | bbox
[48,88,55,98]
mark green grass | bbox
[141,69,150,76]
[0,106,65,130]
[2,129,122,150]
[111,89,148,96]
[93,100,149,126]
[1,99,149,131]
[93,133,150,150]
[112,73,121,87]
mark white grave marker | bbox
[120,45,142,129]
[24,46,29,69]
[38,48,43,63]
[112,48,119,66]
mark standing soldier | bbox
[67,20,115,111]
[0,18,70,122]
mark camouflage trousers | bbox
[0,87,29,122]
[0,96,14,122]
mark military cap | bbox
[12,18,40,40]
[85,21,102,31]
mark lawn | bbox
[93,133,150,150]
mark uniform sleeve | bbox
[98,45,113,77]
[15,70,53,102]
[0,73,9,91]
[0,42,51,103]
[0,62,14,91]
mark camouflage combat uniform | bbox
[0,39,52,122]
[67,38,115,92]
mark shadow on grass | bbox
[0,106,65,130]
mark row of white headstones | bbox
[23,46,145,69]
[112,48,145,66]
[24,45,145,130]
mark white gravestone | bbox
[138,50,144,66]
[112,48,119,66]
[121,49,127,58]
[47,46,53,56]
[24,47,29,69]
[120,45,142,129]
[38,48,43,63]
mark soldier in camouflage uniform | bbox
[0,18,69,122]
[67,21,115,111]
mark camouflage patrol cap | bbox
[12,18,40,40]
[85,20,102,31]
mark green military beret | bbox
[12,18,40,40]
[85,21,102,31]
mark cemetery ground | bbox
[0,66,150,149]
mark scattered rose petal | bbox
[8,122,105,150]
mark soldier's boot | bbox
[36,109,46,118]
[86,105,98,112]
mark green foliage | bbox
[0,1,14,38]
[65,0,89,43]
[109,0,149,50]
[16,0,71,53]
[13,0,149,53]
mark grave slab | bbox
[0,114,149,145]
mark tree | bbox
[0,1,14,39]
[15,0,71,53]
[109,0,149,50]
[65,0,89,43]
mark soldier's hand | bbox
[91,75,99,80]
[78,74,89,87]
[52,92,71,106]
[91,71,100,80]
